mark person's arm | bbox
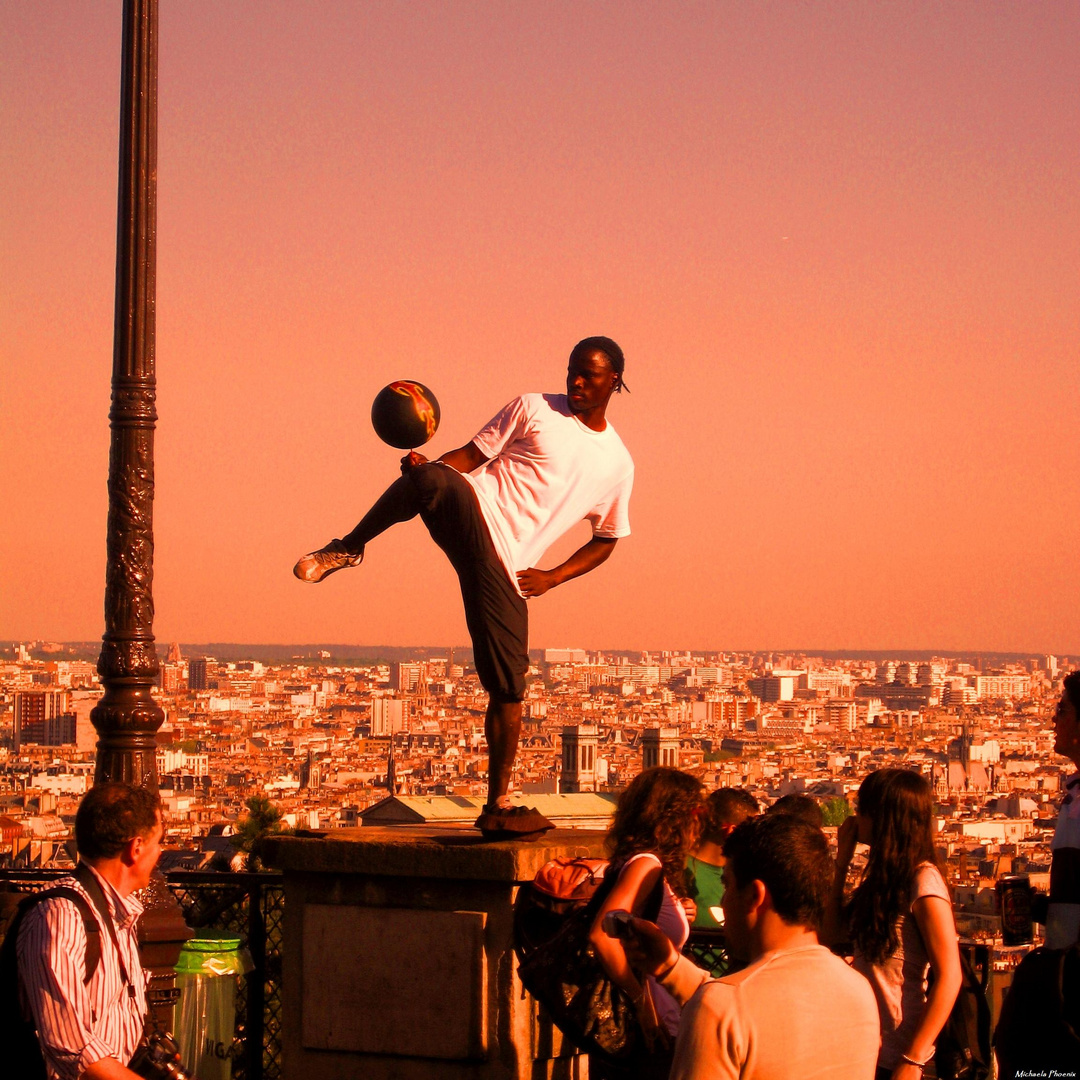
[517,537,617,598]
[892,895,962,1080]
[401,441,488,474]
[622,914,710,1008]
[82,1058,142,1080]
[669,987,744,1080]
[589,857,670,1048]
[822,815,858,948]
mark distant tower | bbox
[167,642,183,663]
[950,722,973,771]
[14,690,71,751]
[387,739,398,795]
[188,657,208,691]
[642,726,680,770]
[300,750,321,792]
[561,723,599,793]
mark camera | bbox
[130,1030,200,1080]
[602,909,635,939]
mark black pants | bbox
[406,464,528,703]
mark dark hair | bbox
[722,814,834,929]
[701,787,759,843]
[75,782,161,860]
[607,767,702,896]
[570,336,628,393]
[1064,671,1080,716]
[845,768,942,965]
[768,793,824,829]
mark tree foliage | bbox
[821,796,853,827]
[231,795,290,871]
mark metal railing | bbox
[684,926,732,976]
[0,868,283,1080]
[166,871,284,1080]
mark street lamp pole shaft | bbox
[92,0,164,787]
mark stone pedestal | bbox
[263,827,606,1080]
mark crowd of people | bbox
[7,675,1080,1078]
[589,765,960,1080]
[584,671,1080,1079]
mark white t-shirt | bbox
[851,861,953,1070]
[462,393,634,595]
[662,945,880,1080]
[1046,770,1080,948]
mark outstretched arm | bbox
[401,441,488,474]
[517,537,618,598]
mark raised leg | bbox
[340,474,420,551]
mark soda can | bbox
[997,874,1033,946]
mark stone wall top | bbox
[263,826,607,882]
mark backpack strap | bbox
[598,855,668,923]
[13,886,102,986]
[46,888,102,986]
[73,864,133,997]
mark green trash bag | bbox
[175,936,254,1080]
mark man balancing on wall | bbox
[294,336,634,837]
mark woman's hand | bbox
[679,896,697,923]
[836,815,859,870]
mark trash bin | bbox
[175,935,253,1080]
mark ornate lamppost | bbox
[90,0,163,784]
[89,0,191,1026]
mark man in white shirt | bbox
[294,337,634,834]
[624,814,880,1080]
[16,782,162,1080]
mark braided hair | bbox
[570,336,629,393]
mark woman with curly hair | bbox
[830,768,962,1080]
[589,766,703,1077]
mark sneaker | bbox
[293,539,364,583]
[474,804,555,841]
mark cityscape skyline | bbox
[3,640,1073,666]
[3,3,1079,653]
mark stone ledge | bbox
[263,826,606,882]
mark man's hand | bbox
[517,567,558,598]
[622,916,680,977]
[400,451,428,472]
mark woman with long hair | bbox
[831,768,962,1080]
[589,766,703,1077]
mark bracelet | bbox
[900,1054,928,1070]
[653,954,680,983]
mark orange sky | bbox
[2,2,1078,653]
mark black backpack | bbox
[0,870,104,1080]
[993,944,1080,1078]
[933,946,992,1080]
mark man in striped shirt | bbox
[17,783,162,1080]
